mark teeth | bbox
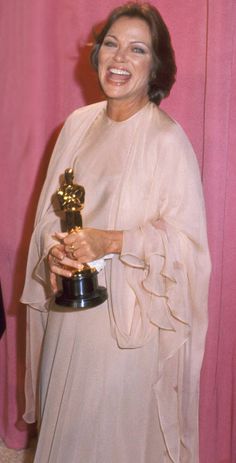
[109,68,130,76]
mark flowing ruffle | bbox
[108,220,207,462]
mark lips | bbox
[107,67,131,83]
[109,67,131,76]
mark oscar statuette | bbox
[54,168,107,309]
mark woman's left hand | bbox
[54,228,123,264]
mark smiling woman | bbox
[21,3,211,463]
[97,17,152,119]
[91,3,176,107]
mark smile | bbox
[109,68,131,76]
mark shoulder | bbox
[65,101,107,128]
[54,101,107,147]
[149,104,197,163]
[148,104,192,150]
[144,104,201,180]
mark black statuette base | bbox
[55,269,107,309]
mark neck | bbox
[106,97,149,122]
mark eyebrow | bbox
[104,34,151,49]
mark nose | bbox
[113,46,126,62]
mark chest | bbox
[72,113,161,229]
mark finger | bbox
[49,271,58,293]
[64,242,77,254]
[50,260,73,278]
[63,233,82,246]
[66,227,87,241]
[53,232,69,240]
[48,255,57,272]
[52,248,66,261]
[72,249,94,263]
[71,241,97,262]
[49,244,66,261]
[60,256,84,271]
[48,253,71,276]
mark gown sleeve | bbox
[21,101,107,424]
[21,101,107,311]
[106,124,211,460]
[108,123,211,350]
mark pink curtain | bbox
[0,1,235,461]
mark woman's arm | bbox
[47,228,123,291]
[63,228,123,260]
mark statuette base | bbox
[55,268,107,309]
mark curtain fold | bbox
[200,1,236,462]
[0,1,235,460]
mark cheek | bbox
[97,51,102,70]
[146,62,153,82]
[98,46,111,64]
[138,64,152,84]
[97,48,105,67]
[134,57,152,78]
[97,67,104,88]
[97,56,105,80]
[98,52,109,77]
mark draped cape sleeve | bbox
[21,101,107,423]
[104,106,211,461]
[21,101,107,310]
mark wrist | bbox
[105,230,123,255]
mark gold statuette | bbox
[54,168,107,309]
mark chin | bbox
[100,78,130,96]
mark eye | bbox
[131,46,146,54]
[103,39,117,48]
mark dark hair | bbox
[90,2,177,105]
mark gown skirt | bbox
[33,300,171,463]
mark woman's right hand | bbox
[47,243,83,293]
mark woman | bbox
[22,3,211,462]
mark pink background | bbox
[0,1,235,461]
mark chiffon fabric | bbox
[21,101,211,462]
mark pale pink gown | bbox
[22,101,211,462]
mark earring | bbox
[150,70,156,81]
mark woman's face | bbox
[98,16,153,110]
